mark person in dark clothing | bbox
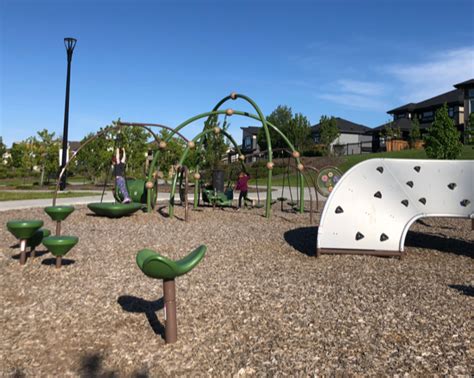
[235,171,251,210]
[112,148,132,203]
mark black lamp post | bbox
[59,37,77,191]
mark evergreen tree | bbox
[424,103,462,159]
[409,116,421,146]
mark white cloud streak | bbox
[386,47,474,102]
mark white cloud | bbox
[386,47,474,102]
[319,92,388,111]
[337,79,385,96]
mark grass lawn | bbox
[249,145,474,187]
[339,145,474,172]
[0,191,100,201]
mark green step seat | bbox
[87,202,143,218]
[277,197,287,202]
[44,206,75,221]
[254,203,264,208]
[7,220,44,240]
[287,201,298,206]
[42,236,79,257]
[137,245,207,280]
[136,245,206,344]
[7,220,45,265]
[27,228,51,249]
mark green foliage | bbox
[34,129,60,185]
[200,114,229,170]
[257,105,312,152]
[319,115,339,155]
[410,116,421,141]
[75,120,150,183]
[158,128,186,178]
[0,137,6,158]
[424,103,462,159]
[466,112,474,145]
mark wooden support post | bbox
[56,221,61,236]
[163,279,177,344]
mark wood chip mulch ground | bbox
[1,204,472,376]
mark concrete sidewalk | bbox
[0,187,326,212]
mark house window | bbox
[313,134,320,143]
[422,111,434,121]
[468,88,474,98]
[244,136,252,149]
[448,107,454,118]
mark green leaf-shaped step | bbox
[136,245,207,280]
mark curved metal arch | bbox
[52,123,167,206]
[167,127,248,217]
[147,105,306,218]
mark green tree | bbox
[0,137,6,158]
[156,128,186,179]
[465,112,474,145]
[257,105,312,152]
[424,103,462,159]
[75,130,113,183]
[257,105,292,151]
[201,114,229,170]
[319,115,339,156]
[409,116,421,144]
[35,129,60,185]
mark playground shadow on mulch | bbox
[41,258,75,266]
[78,352,149,378]
[448,285,474,297]
[405,231,474,258]
[284,226,318,257]
[117,295,165,340]
[11,249,50,260]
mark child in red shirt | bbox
[235,171,251,209]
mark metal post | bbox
[20,239,27,265]
[60,38,77,191]
[56,256,62,269]
[163,279,177,344]
[56,221,61,236]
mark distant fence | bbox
[332,141,373,156]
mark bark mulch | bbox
[1,204,472,376]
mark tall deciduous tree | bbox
[201,114,229,170]
[35,129,60,185]
[0,137,6,159]
[257,105,311,152]
[319,115,339,156]
[424,103,462,159]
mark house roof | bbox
[311,117,372,134]
[373,117,431,132]
[388,89,464,114]
[69,141,81,151]
[454,78,474,88]
[241,126,261,134]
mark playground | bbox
[1,92,473,375]
[1,203,472,375]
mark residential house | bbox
[240,126,260,162]
[311,117,372,155]
[373,79,473,150]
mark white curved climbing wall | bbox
[317,159,474,254]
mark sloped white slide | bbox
[317,159,474,257]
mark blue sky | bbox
[1,0,473,147]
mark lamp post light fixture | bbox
[59,37,77,191]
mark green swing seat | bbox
[136,245,207,280]
[87,202,143,218]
